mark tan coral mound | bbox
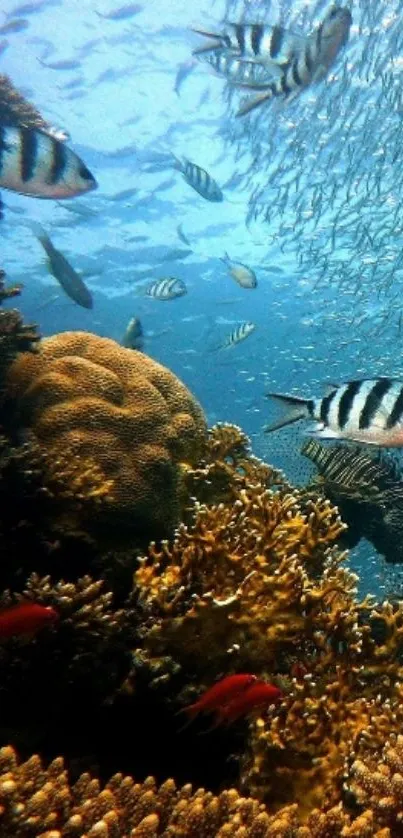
[5,332,207,535]
[0,745,391,837]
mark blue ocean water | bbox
[1,0,402,598]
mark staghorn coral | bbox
[0,744,392,837]
[5,331,207,539]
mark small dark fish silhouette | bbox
[0,19,29,34]
[40,58,82,70]
[96,4,143,20]
[122,316,144,351]
[31,223,93,309]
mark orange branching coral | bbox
[5,331,207,537]
[183,422,287,507]
[347,733,403,832]
[135,478,348,679]
[0,745,392,837]
[133,446,403,822]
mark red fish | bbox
[182,673,258,722]
[215,681,283,726]
[0,602,59,638]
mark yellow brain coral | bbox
[5,331,207,535]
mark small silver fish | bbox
[122,317,144,351]
[173,156,223,202]
[218,321,256,349]
[237,6,352,116]
[161,247,192,262]
[221,252,257,289]
[177,223,191,246]
[174,59,197,95]
[0,19,29,35]
[146,277,187,300]
[31,222,93,309]
[96,3,143,19]
[265,378,403,447]
[0,125,97,199]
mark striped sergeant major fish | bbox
[146,277,187,300]
[201,51,279,89]
[237,6,352,116]
[265,378,403,447]
[217,321,256,350]
[173,156,223,202]
[0,124,97,199]
[192,21,307,68]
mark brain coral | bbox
[5,331,207,536]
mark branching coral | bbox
[132,435,403,824]
[347,733,403,833]
[0,745,392,838]
[182,422,287,508]
[5,331,207,539]
[135,480,349,681]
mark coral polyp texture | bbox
[0,745,393,838]
[5,331,207,537]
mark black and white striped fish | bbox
[0,124,97,199]
[192,21,306,68]
[173,156,223,202]
[265,378,403,447]
[237,6,352,116]
[146,277,187,300]
[218,321,256,350]
[201,51,279,88]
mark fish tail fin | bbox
[236,90,274,117]
[264,393,312,433]
[220,252,231,265]
[175,703,199,732]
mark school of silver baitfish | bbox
[2,0,403,481]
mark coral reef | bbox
[0,270,39,402]
[301,439,403,563]
[5,331,207,539]
[0,744,393,838]
[348,733,403,833]
[0,73,58,135]
[0,277,403,835]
